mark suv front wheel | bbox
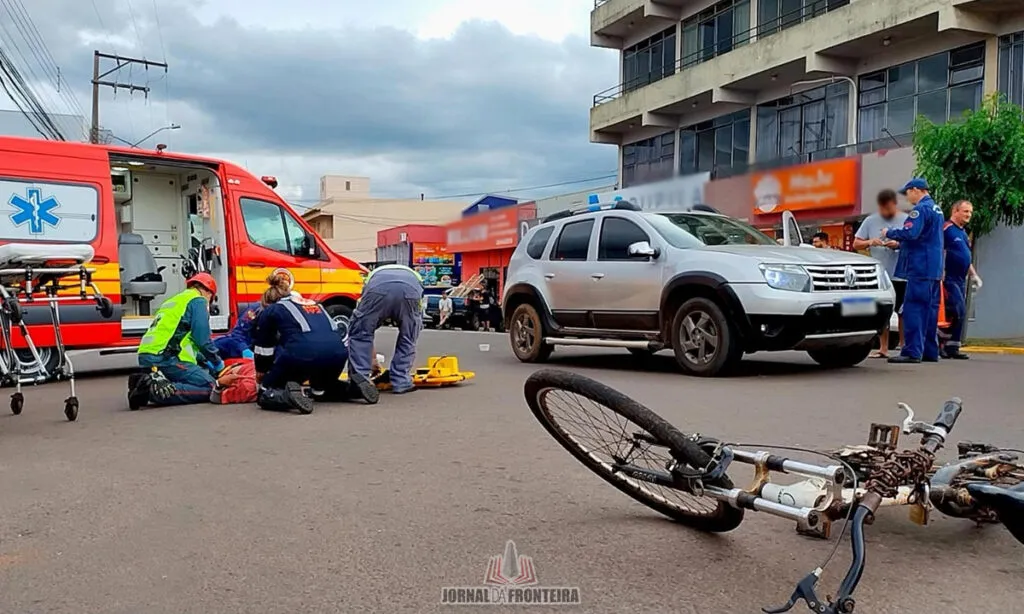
[670,297,742,377]
[509,303,553,363]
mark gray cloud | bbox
[13,0,618,202]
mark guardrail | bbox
[592,0,848,107]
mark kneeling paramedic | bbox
[128,273,224,409]
[252,275,356,413]
[347,264,424,397]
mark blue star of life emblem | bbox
[9,187,61,234]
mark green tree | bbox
[913,94,1024,240]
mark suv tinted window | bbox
[526,226,554,259]
[552,219,594,261]
[598,217,650,260]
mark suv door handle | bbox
[248,262,266,268]
[544,273,555,279]
[590,273,605,280]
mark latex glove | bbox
[241,349,254,359]
[207,359,226,374]
[971,274,983,289]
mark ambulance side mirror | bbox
[302,232,321,258]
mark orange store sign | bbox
[752,158,858,216]
[446,204,536,252]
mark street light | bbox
[790,76,858,155]
[130,123,181,147]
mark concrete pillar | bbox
[984,35,998,95]
[749,0,759,44]
[747,107,757,166]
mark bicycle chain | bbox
[864,448,935,498]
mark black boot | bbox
[258,382,314,414]
[127,372,151,410]
[347,372,379,405]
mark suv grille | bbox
[804,264,879,291]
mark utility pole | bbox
[90,50,168,144]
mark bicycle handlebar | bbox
[763,398,963,614]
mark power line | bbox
[90,51,168,143]
[0,48,64,139]
[125,0,145,52]
[89,0,105,30]
[0,1,70,137]
[289,172,619,204]
[5,0,89,137]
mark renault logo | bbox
[844,265,857,288]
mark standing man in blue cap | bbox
[881,178,945,364]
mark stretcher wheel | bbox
[4,296,21,325]
[96,296,114,319]
[63,396,78,421]
[10,392,23,415]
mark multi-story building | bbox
[589,0,1024,188]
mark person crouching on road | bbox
[214,304,260,359]
[347,264,424,398]
[251,273,351,414]
[128,273,224,409]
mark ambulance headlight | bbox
[759,264,811,292]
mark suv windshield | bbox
[646,213,777,248]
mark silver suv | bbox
[502,201,896,376]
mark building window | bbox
[345,181,351,191]
[755,83,849,162]
[999,32,1024,107]
[681,0,750,69]
[679,110,750,175]
[758,0,849,37]
[622,132,675,188]
[858,42,984,146]
[622,27,677,93]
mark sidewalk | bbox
[963,337,1024,355]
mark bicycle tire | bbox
[524,368,744,533]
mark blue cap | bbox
[898,177,930,194]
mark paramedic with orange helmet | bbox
[128,272,224,409]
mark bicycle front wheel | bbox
[524,369,743,533]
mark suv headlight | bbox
[759,264,811,292]
[877,265,893,291]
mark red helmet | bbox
[186,272,217,295]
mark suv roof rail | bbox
[542,199,641,223]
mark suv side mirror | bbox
[628,241,658,259]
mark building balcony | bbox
[590,0,1001,142]
[591,0,690,49]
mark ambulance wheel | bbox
[0,348,59,386]
[64,397,78,421]
[10,392,23,415]
[509,303,552,363]
[97,296,115,319]
[326,304,353,337]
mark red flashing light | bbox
[261,175,279,189]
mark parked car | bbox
[502,201,897,376]
[423,293,470,329]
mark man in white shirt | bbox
[853,189,908,358]
[438,291,454,329]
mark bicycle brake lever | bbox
[898,403,944,437]
[762,569,824,614]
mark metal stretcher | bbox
[0,243,114,421]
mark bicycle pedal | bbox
[867,423,900,449]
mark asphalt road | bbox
[1,330,1022,614]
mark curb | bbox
[962,346,1024,355]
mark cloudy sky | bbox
[2,0,619,205]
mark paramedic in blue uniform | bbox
[882,178,945,364]
[347,264,424,397]
[251,274,356,414]
[214,304,259,359]
[941,200,981,359]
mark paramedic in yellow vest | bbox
[127,273,224,409]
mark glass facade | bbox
[755,82,850,162]
[857,42,985,145]
[758,0,849,37]
[679,110,751,176]
[680,0,751,69]
[999,32,1024,107]
[622,27,677,93]
[622,132,675,188]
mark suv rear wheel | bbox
[807,343,872,368]
[670,297,742,377]
[509,303,552,363]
